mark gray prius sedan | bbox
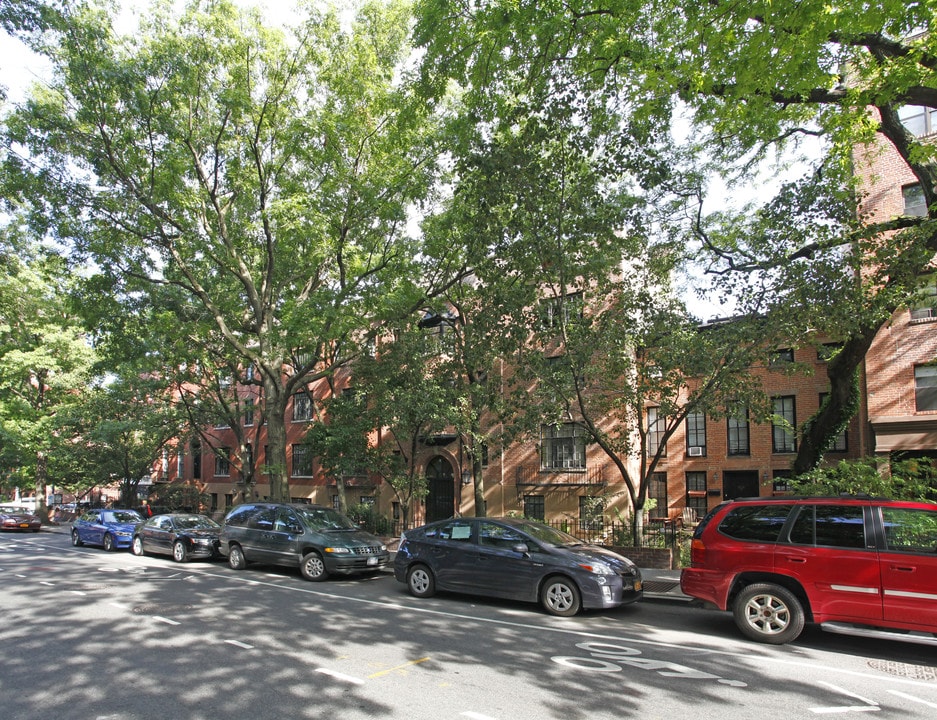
[394,516,643,616]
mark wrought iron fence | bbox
[538,518,679,548]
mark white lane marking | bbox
[887,690,937,709]
[39,581,54,586]
[69,590,87,596]
[152,616,180,626]
[108,602,128,611]
[316,668,364,685]
[462,713,499,720]
[225,639,254,649]
[810,682,880,714]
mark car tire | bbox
[71,529,83,547]
[540,576,581,617]
[300,551,328,581]
[131,536,145,556]
[103,533,115,552]
[172,540,188,563]
[227,544,247,570]
[733,582,806,645]
[406,564,436,598]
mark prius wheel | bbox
[103,533,115,552]
[300,552,328,581]
[406,565,435,598]
[733,583,805,645]
[71,530,83,547]
[131,536,144,556]
[540,576,581,617]
[172,540,188,563]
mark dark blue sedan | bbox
[394,516,643,616]
[72,509,144,551]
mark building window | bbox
[685,411,706,456]
[727,408,750,456]
[899,104,937,137]
[524,495,545,521]
[214,447,231,477]
[903,183,928,217]
[360,496,375,507]
[914,366,937,411]
[910,274,937,320]
[646,407,667,457]
[773,470,793,494]
[540,291,584,330]
[292,391,313,422]
[770,348,795,366]
[540,423,586,470]
[649,472,668,520]
[819,393,848,452]
[685,471,708,517]
[579,496,604,531]
[243,397,255,426]
[772,395,797,453]
[292,444,313,477]
[176,449,184,478]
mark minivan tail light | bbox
[690,538,706,567]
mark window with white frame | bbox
[243,397,255,426]
[292,391,313,422]
[540,291,583,330]
[646,407,667,457]
[540,423,586,470]
[914,365,937,411]
[685,411,706,456]
[727,408,750,456]
[899,105,937,137]
[910,274,937,320]
[903,183,928,217]
[772,395,797,453]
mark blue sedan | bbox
[72,509,144,551]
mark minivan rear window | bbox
[718,505,793,542]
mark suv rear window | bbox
[718,504,793,542]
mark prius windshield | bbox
[295,506,358,531]
[515,521,583,547]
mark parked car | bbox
[394,516,643,617]
[680,496,937,646]
[0,508,42,532]
[218,502,389,580]
[71,508,144,551]
[131,514,222,562]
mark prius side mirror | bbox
[512,543,529,555]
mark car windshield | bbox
[105,510,142,524]
[174,515,220,530]
[295,506,358,531]
[514,521,583,547]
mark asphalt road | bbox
[2,530,937,720]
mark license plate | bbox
[367,556,378,566]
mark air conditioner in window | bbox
[687,446,704,457]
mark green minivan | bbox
[219,502,389,581]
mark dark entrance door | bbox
[722,470,759,500]
[425,456,455,522]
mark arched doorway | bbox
[425,456,455,522]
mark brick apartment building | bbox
[146,112,935,531]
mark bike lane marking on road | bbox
[809,682,880,714]
[316,668,365,685]
[888,690,937,709]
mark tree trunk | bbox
[262,376,291,502]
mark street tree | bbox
[0,241,95,516]
[413,0,937,474]
[4,0,447,502]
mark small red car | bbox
[680,496,937,645]
[0,508,42,532]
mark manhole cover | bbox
[133,603,195,615]
[868,660,937,681]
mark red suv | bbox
[680,496,937,645]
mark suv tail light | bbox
[690,538,706,567]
